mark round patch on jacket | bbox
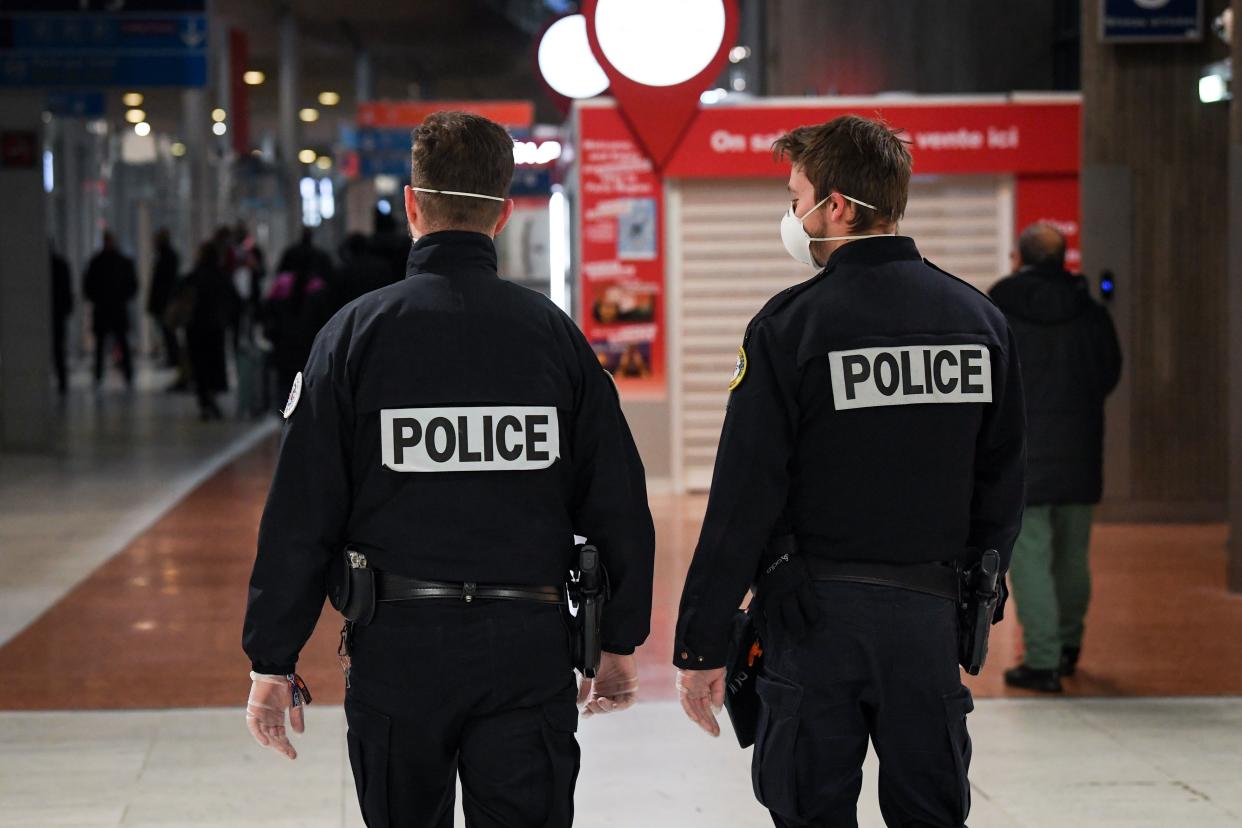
[728,347,748,391]
[283,372,303,419]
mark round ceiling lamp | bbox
[537,14,609,100]
[593,0,726,87]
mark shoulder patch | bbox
[282,372,303,419]
[728,347,748,391]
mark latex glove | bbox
[577,651,639,718]
[246,672,305,760]
[676,667,726,737]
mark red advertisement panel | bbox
[664,101,1080,179]
[357,101,534,129]
[1015,175,1082,272]
[577,106,666,398]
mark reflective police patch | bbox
[380,406,560,472]
[828,345,992,411]
[282,372,303,419]
[728,347,748,391]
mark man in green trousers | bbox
[990,223,1122,692]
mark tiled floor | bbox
[3,369,1242,825]
[2,699,1241,827]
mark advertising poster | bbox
[577,106,666,398]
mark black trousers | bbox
[754,582,973,828]
[345,600,580,828]
[92,322,133,385]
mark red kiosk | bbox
[572,94,1082,490]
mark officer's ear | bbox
[404,186,420,237]
[491,199,516,238]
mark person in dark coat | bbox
[50,243,74,395]
[184,242,240,420]
[83,231,138,388]
[335,231,399,306]
[147,228,181,369]
[990,222,1122,692]
[263,233,336,401]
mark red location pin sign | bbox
[583,0,739,171]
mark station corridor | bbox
[2,380,1240,827]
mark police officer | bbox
[242,111,655,827]
[673,115,1025,827]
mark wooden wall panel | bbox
[1083,0,1230,514]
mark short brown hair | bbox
[772,115,912,232]
[410,111,514,232]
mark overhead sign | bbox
[357,101,534,130]
[0,1,208,87]
[659,100,1081,178]
[45,90,105,117]
[1100,0,1203,42]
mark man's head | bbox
[772,115,912,264]
[403,111,516,239]
[102,231,116,250]
[1017,222,1067,270]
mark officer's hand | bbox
[246,674,304,760]
[753,554,820,643]
[578,651,639,718]
[676,668,725,738]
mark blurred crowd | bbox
[51,218,410,420]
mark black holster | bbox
[565,544,609,678]
[329,547,376,626]
[957,549,1001,675]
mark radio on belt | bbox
[380,406,561,472]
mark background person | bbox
[184,242,240,421]
[147,228,181,369]
[991,222,1122,692]
[82,231,138,389]
[50,242,74,396]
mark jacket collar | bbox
[406,231,498,278]
[822,235,922,272]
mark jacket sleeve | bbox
[567,328,655,655]
[242,315,354,674]
[968,327,1027,620]
[673,320,799,669]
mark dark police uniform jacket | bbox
[244,231,656,675]
[674,236,1025,669]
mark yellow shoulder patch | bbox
[728,347,748,391]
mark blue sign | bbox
[1101,0,1202,42]
[46,90,104,117]
[0,5,207,87]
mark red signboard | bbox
[0,131,38,168]
[577,106,666,398]
[663,100,1080,179]
[358,100,535,129]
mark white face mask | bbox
[779,192,893,267]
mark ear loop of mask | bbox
[802,193,896,242]
[410,186,506,202]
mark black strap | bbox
[375,571,564,605]
[805,558,960,602]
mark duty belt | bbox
[375,571,564,605]
[806,558,960,601]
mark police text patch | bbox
[380,407,560,472]
[828,345,992,411]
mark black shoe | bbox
[1060,647,1081,678]
[1004,664,1063,693]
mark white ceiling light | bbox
[594,0,726,87]
[538,14,609,99]
[134,121,151,137]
